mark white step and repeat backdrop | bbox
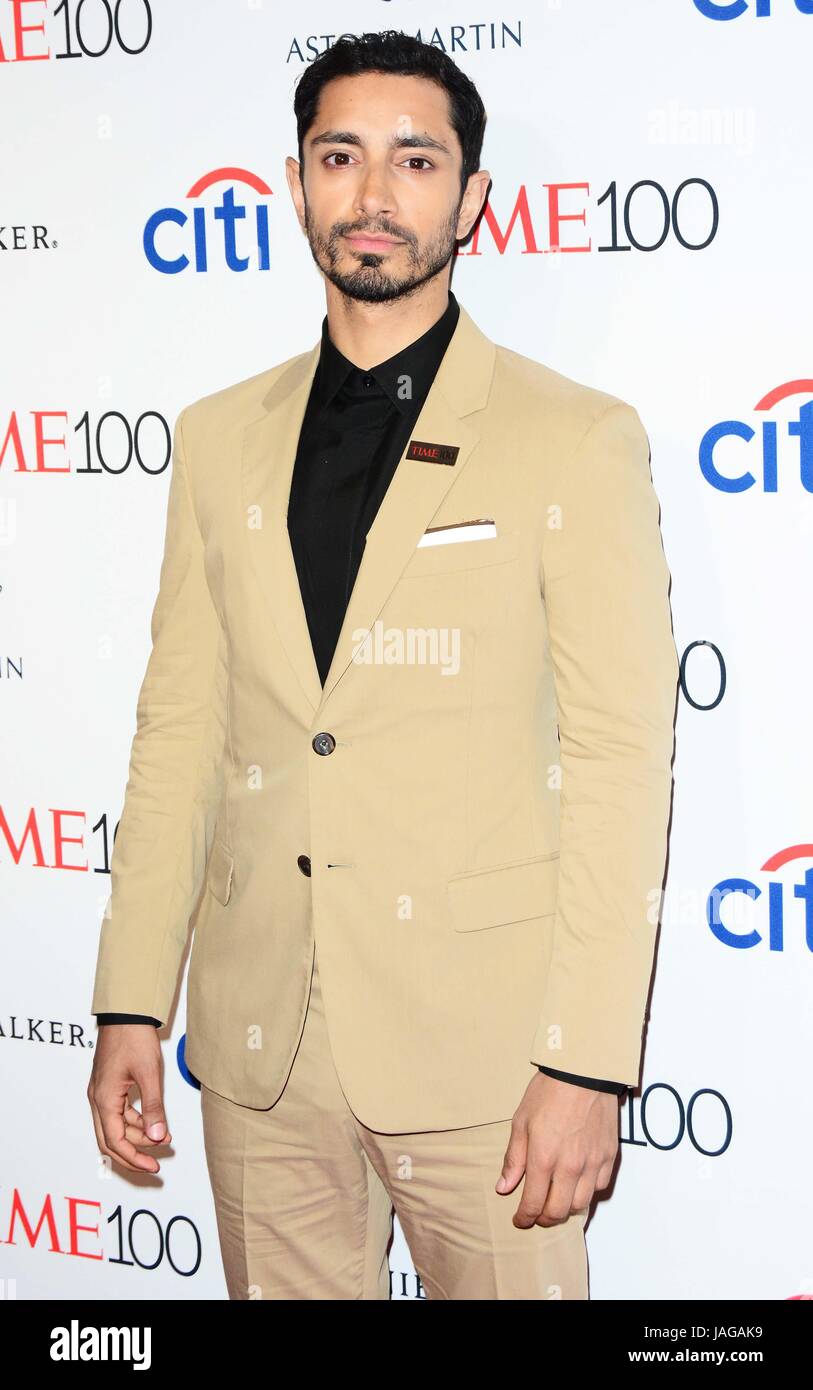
[3,0,811,1301]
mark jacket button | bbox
[297,854,311,877]
[312,731,336,755]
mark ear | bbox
[285,156,306,232]
[456,169,491,241]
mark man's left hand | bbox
[496,1072,620,1227]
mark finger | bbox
[97,1095,163,1174]
[123,1118,173,1148]
[130,1066,170,1144]
[124,1104,173,1144]
[512,1144,555,1227]
[595,1158,615,1191]
[566,1177,595,1216]
[89,1096,154,1176]
[534,1170,580,1226]
[495,1122,528,1194]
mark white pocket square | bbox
[417,519,497,548]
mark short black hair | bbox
[293,30,487,194]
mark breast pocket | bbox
[447,851,559,932]
[403,530,520,578]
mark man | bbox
[88,31,679,1300]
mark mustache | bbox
[330,219,417,248]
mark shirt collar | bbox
[315,290,460,415]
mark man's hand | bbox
[87,1025,173,1175]
[496,1072,620,1226]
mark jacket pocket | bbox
[205,838,234,906]
[447,850,559,932]
[403,530,519,577]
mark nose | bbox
[353,160,397,223]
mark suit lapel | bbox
[241,345,324,711]
[240,303,497,715]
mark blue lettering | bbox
[143,207,188,274]
[699,420,755,491]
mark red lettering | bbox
[8,0,49,62]
[0,414,26,470]
[464,186,542,256]
[5,1190,60,1251]
[67,1197,103,1261]
[0,807,48,866]
[52,809,88,871]
[34,411,69,472]
[544,182,591,252]
[0,412,69,472]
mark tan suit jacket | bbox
[91,303,679,1132]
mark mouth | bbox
[343,233,405,253]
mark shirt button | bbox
[312,731,336,755]
[297,854,311,877]
[362,375,374,388]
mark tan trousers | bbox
[199,944,590,1300]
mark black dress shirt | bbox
[96,291,627,1098]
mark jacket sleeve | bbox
[530,401,679,1088]
[90,407,228,1026]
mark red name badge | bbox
[406,439,460,466]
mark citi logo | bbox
[144,168,272,275]
[708,843,813,950]
[700,381,813,492]
[694,0,813,17]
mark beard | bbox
[302,196,461,304]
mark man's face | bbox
[286,72,487,303]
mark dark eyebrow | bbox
[391,133,451,156]
[310,129,364,149]
[309,129,452,156]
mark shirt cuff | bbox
[95,1013,162,1027]
[538,1065,627,1095]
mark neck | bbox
[323,271,451,370]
